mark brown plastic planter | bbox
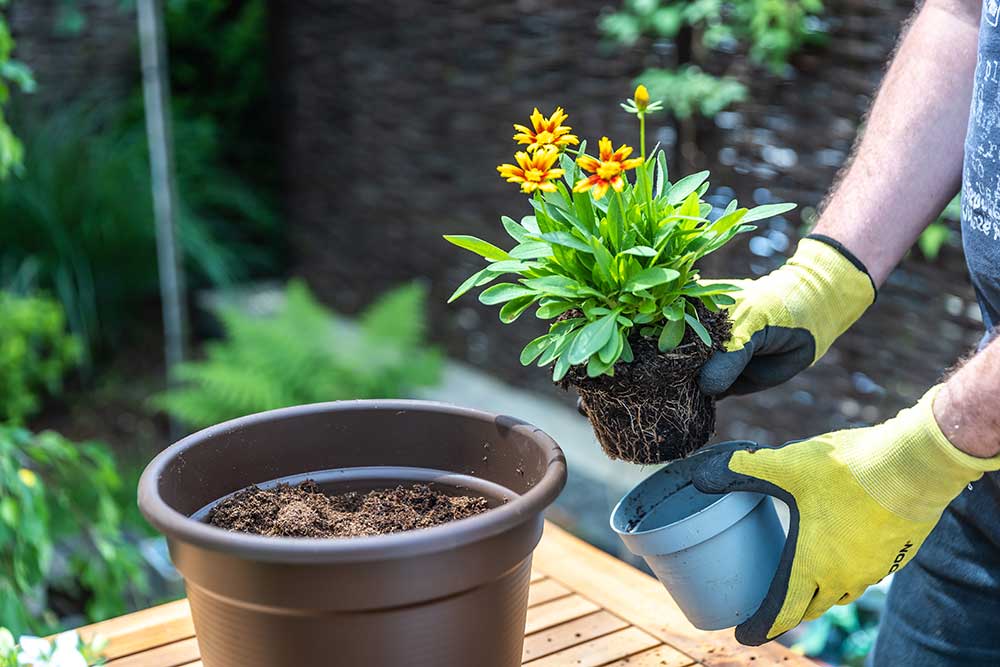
[138,400,567,667]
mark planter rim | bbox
[138,399,567,565]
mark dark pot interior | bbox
[138,399,567,667]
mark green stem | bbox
[637,112,655,238]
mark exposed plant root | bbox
[562,300,731,464]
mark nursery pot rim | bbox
[138,399,567,565]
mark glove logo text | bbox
[887,541,913,575]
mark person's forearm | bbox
[934,336,1000,458]
[812,0,980,286]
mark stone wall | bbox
[6,0,136,108]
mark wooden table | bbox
[73,522,812,667]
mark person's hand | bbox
[690,386,1000,646]
[697,235,876,397]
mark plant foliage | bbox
[0,292,81,425]
[0,104,275,358]
[447,94,793,382]
[635,65,747,119]
[0,0,34,179]
[154,281,443,428]
[0,628,107,667]
[0,426,148,636]
[601,0,825,119]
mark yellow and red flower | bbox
[497,147,565,194]
[572,137,643,200]
[513,107,579,153]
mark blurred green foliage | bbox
[917,194,961,261]
[154,281,443,429]
[0,104,276,359]
[0,426,148,636]
[635,65,747,119]
[0,0,35,179]
[165,0,278,199]
[0,292,81,425]
[602,0,825,119]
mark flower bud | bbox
[633,84,650,111]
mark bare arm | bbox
[814,0,1000,458]
[935,337,1000,457]
[812,0,981,286]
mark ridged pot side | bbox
[138,400,567,667]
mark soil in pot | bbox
[208,480,490,538]
[564,299,731,464]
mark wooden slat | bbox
[524,594,601,635]
[524,626,661,667]
[521,611,628,662]
[530,569,545,584]
[106,636,199,667]
[533,522,812,667]
[605,645,698,667]
[527,578,571,607]
[74,600,194,660]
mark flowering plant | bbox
[445,86,793,382]
[0,629,106,667]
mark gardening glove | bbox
[698,235,876,397]
[690,385,1000,646]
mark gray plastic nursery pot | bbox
[138,400,566,667]
[611,452,784,630]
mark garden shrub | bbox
[0,292,80,424]
[0,426,148,636]
[154,281,443,429]
[0,104,276,358]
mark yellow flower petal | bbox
[592,181,610,201]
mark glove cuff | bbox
[784,237,876,360]
[842,386,1000,522]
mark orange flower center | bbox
[525,168,546,181]
[596,161,622,180]
[534,130,555,144]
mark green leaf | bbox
[520,335,552,365]
[535,300,575,319]
[540,231,594,253]
[487,259,535,273]
[479,283,535,305]
[501,216,533,243]
[606,192,625,250]
[598,328,624,364]
[509,241,552,260]
[590,237,616,287]
[522,275,585,299]
[684,313,712,346]
[658,318,685,351]
[682,283,742,296]
[567,311,619,365]
[553,354,572,382]
[621,338,634,363]
[667,170,710,205]
[662,301,684,321]
[743,202,796,223]
[654,151,668,197]
[443,235,510,261]
[622,246,657,257]
[624,267,681,291]
[500,295,537,323]
[587,354,615,378]
[448,268,499,303]
[521,215,540,233]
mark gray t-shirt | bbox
[960,1,1000,490]
[962,1,1000,331]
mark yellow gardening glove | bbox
[690,386,1000,646]
[698,235,876,396]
